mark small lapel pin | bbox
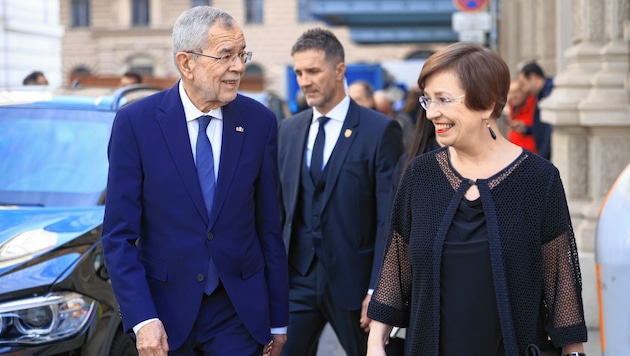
[235,126,244,132]
[344,129,352,138]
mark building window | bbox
[71,0,90,27]
[132,0,150,27]
[127,55,155,76]
[298,0,316,22]
[245,0,263,24]
[72,66,91,75]
[192,0,210,6]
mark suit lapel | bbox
[321,101,360,211]
[157,84,208,223]
[209,98,245,228]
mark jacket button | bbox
[197,274,204,282]
[207,232,214,240]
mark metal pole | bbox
[489,0,498,50]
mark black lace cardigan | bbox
[368,147,587,355]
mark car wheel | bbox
[110,330,138,356]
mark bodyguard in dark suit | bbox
[101,6,288,356]
[278,28,403,356]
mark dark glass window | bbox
[245,0,263,24]
[71,0,90,27]
[129,66,154,76]
[132,0,150,27]
[298,0,316,22]
[192,0,210,6]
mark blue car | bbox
[0,85,158,355]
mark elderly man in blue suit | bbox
[102,6,288,356]
[278,28,404,356]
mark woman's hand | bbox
[367,320,393,356]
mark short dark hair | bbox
[291,28,344,64]
[418,42,510,119]
[352,80,374,98]
[22,71,45,85]
[123,71,143,84]
[520,62,545,79]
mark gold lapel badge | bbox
[235,126,244,133]
[344,129,352,138]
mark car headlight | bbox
[0,292,96,345]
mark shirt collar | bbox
[312,95,350,124]
[179,80,224,122]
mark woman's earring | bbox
[484,118,497,140]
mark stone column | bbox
[539,0,614,330]
[540,0,608,250]
[577,0,630,251]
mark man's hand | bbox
[136,320,169,356]
[264,333,287,356]
[360,294,373,333]
[508,119,527,133]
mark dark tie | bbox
[196,115,219,294]
[310,116,330,182]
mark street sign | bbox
[453,0,489,13]
[452,12,491,32]
[457,30,487,44]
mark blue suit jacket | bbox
[102,84,289,349]
[278,100,403,309]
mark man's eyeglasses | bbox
[418,94,465,110]
[186,51,253,65]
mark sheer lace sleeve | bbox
[368,164,414,327]
[541,171,587,346]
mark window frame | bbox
[245,0,264,24]
[70,0,90,28]
[131,0,150,27]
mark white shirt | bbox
[306,95,350,169]
[180,80,222,179]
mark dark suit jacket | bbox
[102,84,289,349]
[278,100,403,310]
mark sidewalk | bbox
[317,324,602,355]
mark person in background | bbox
[22,71,48,85]
[373,89,414,150]
[401,87,422,126]
[506,80,537,153]
[119,71,143,87]
[368,42,587,356]
[278,28,403,356]
[101,6,288,356]
[348,80,376,109]
[518,61,554,160]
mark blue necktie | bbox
[196,115,219,294]
[310,116,330,182]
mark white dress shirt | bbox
[306,95,350,169]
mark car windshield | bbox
[0,107,112,207]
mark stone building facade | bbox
[60,0,440,95]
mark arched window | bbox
[72,66,91,75]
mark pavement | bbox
[316,324,602,355]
